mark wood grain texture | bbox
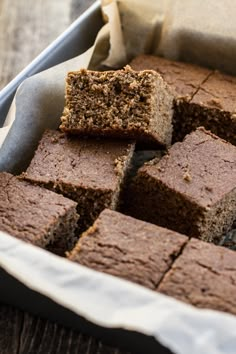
[0,1,129,353]
[0,0,94,89]
[18,311,130,354]
[0,306,23,354]
[0,305,130,354]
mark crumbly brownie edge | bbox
[60,67,172,147]
[60,67,153,132]
[151,76,173,147]
[110,142,135,210]
[199,189,236,244]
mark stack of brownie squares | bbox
[0,57,235,316]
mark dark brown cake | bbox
[0,172,79,252]
[158,238,236,315]
[184,71,236,145]
[130,55,236,145]
[60,66,174,147]
[22,130,135,230]
[130,54,211,99]
[68,209,188,290]
[125,127,236,243]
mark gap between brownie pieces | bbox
[153,236,189,291]
[188,70,215,102]
[61,128,168,149]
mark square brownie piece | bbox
[60,66,174,147]
[130,55,213,143]
[158,238,236,315]
[184,71,236,145]
[68,209,188,290]
[23,130,135,230]
[0,172,78,252]
[126,127,236,243]
[130,54,211,100]
[130,55,236,146]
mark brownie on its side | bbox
[158,238,236,315]
[68,209,188,290]
[125,127,236,243]
[22,130,135,230]
[130,55,236,145]
[60,66,174,147]
[0,172,78,252]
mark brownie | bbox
[130,54,211,100]
[0,172,79,252]
[158,238,236,315]
[125,127,236,243]
[68,209,188,290]
[60,66,174,147]
[183,71,236,145]
[22,130,135,230]
[130,55,236,145]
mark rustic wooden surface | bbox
[0,0,94,89]
[0,306,131,354]
[0,1,130,353]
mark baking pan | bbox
[0,268,171,354]
[0,2,170,353]
[0,2,235,354]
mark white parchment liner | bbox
[0,1,236,353]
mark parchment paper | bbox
[0,1,236,353]
[1,231,236,354]
[116,0,236,74]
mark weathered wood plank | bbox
[0,0,94,89]
[0,305,23,354]
[0,304,130,354]
[17,310,130,354]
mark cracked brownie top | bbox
[68,209,187,290]
[158,238,236,315]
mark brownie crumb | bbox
[183,171,192,182]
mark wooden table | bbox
[0,1,130,352]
